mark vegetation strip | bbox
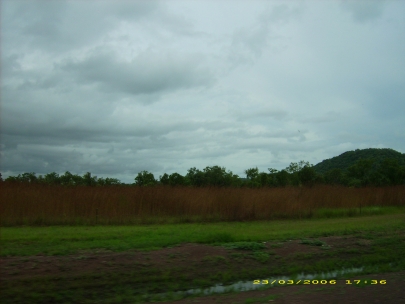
[1,182,404,226]
[3,148,405,188]
[2,212,404,256]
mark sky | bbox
[1,0,404,184]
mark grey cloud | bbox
[1,54,22,76]
[58,50,215,98]
[234,108,289,122]
[300,111,341,124]
[228,3,304,65]
[2,101,234,152]
[221,128,297,141]
[1,0,404,183]
[368,84,405,120]
[2,0,158,53]
[340,0,386,23]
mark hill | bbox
[313,148,405,174]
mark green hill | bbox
[313,148,405,174]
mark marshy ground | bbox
[2,213,405,303]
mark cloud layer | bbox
[1,0,404,183]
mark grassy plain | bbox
[2,212,405,304]
[1,211,405,256]
[1,184,405,303]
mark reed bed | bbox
[1,183,404,226]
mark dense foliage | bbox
[2,148,405,188]
[313,148,405,174]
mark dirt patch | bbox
[0,236,370,280]
[1,243,237,281]
[0,237,342,281]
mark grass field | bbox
[1,211,405,256]
[1,184,405,303]
[2,211,405,303]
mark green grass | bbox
[221,241,266,251]
[202,255,229,265]
[313,206,403,219]
[300,239,327,246]
[2,212,405,304]
[1,213,405,256]
[250,251,272,263]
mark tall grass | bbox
[0,183,404,226]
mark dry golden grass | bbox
[1,183,404,226]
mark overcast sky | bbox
[1,0,404,183]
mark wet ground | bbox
[2,232,405,303]
[162,271,405,304]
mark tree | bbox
[285,161,311,186]
[275,170,289,187]
[159,172,186,186]
[135,170,157,186]
[257,172,269,187]
[285,161,310,174]
[5,175,19,183]
[72,174,85,186]
[43,172,61,185]
[378,158,404,185]
[57,171,84,186]
[60,171,74,185]
[21,172,38,183]
[368,171,390,187]
[159,173,170,185]
[298,165,317,187]
[82,172,98,186]
[347,158,375,186]
[203,166,234,187]
[97,177,121,186]
[186,167,205,187]
[268,168,278,174]
[229,174,242,188]
[266,168,279,187]
[244,167,259,180]
[324,168,343,185]
[169,173,186,186]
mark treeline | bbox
[2,157,405,188]
[1,172,122,186]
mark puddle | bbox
[148,267,364,300]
